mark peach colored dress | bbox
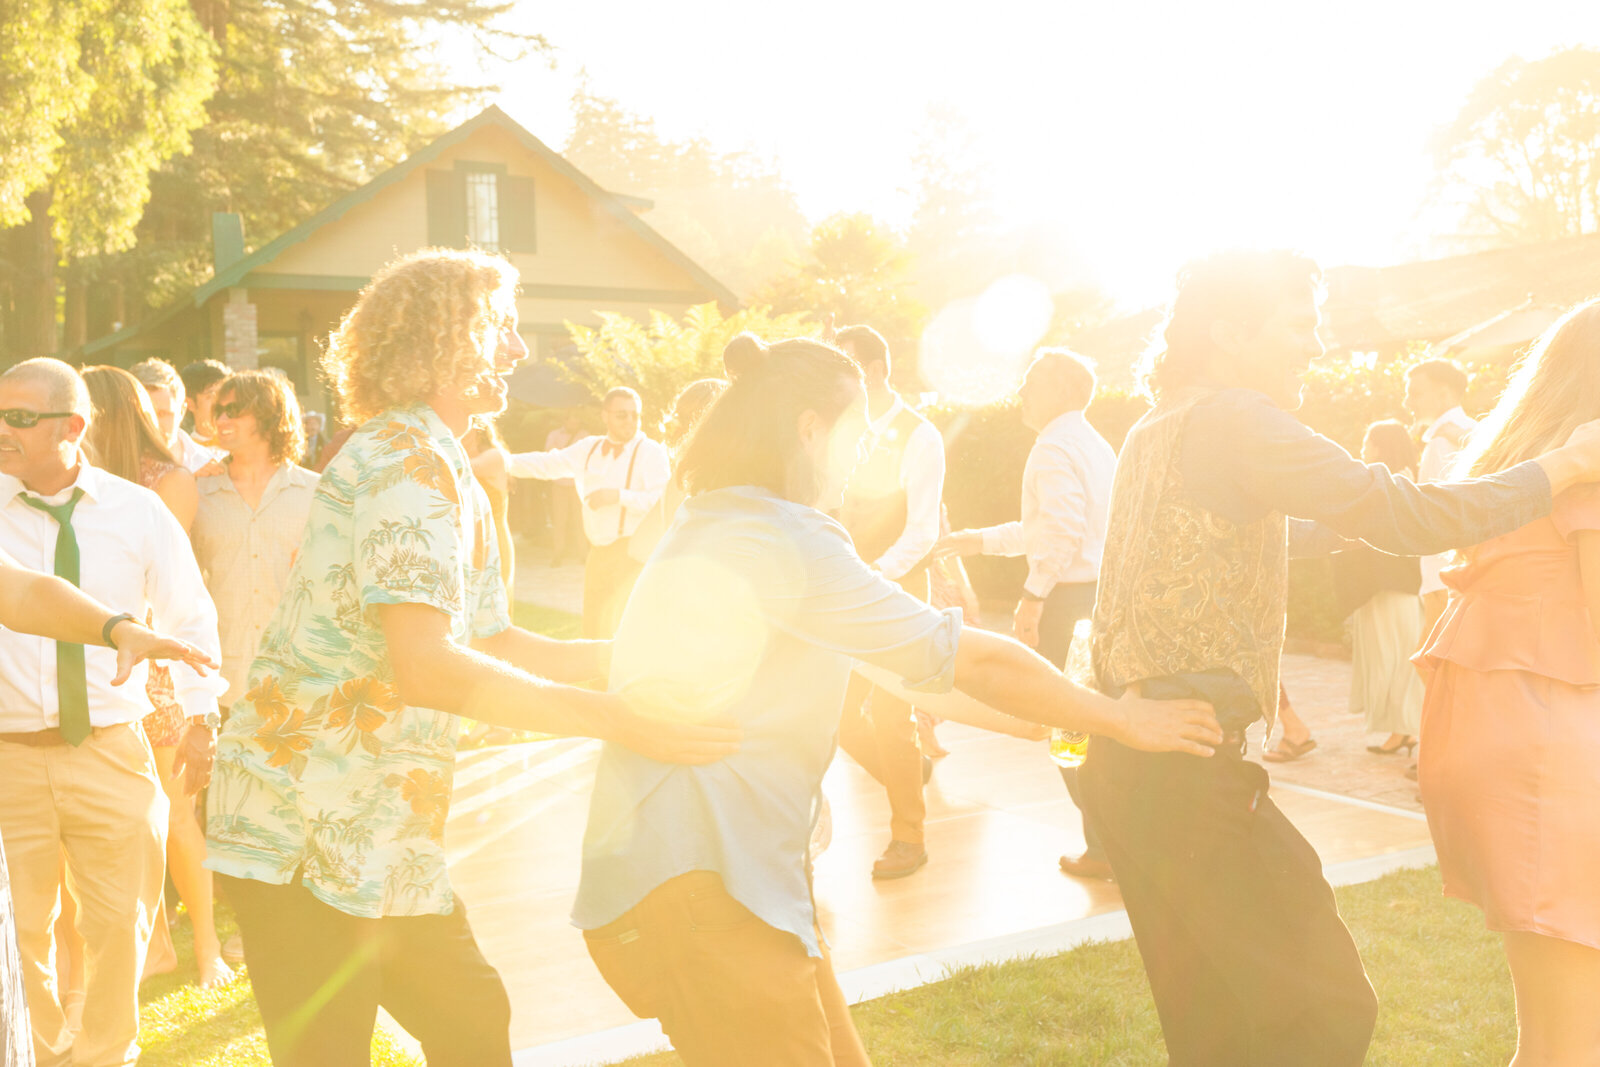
[1416,485,1600,949]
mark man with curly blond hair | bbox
[204,249,740,1066]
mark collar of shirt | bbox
[595,430,643,459]
[1037,408,1088,442]
[867,394,907,437]
[0,459,108,510]
[198,462,306,507]
[1422,406,1475,444]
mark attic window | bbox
[426,165,535,254]
[464,172,500,252]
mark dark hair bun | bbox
[722,332,767,381]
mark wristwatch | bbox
[188,709,223,732]
[1019,590,1047,602]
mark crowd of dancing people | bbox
[1,244,1599,1067]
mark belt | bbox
[0,724,126,747]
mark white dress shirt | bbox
[1417,405,1479,595]
[978,409,1117,598]
[868,396,946,581]
[507,431,671,547]
[175,429,224,474]
[0,462,226,732]
[542,427,589,487]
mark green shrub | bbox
[560,303,816,429]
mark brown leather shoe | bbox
[1058,852,1116,881]
[871,840,928,880]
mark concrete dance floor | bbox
[432,677,1433,1066]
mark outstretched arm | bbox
[0,556,216,684]
[952,626,1222,757]
[382,603,734,763]
[472,627,609,686]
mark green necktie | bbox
[21,489,90,745]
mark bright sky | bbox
[469,1,1599,307]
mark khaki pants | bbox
[582,539,643,639]
[0,724,167,1067]
[837,567,930,845]
[584,871,869,1067]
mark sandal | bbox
[1263,737,1318,763]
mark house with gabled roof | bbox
[78,105,738,411]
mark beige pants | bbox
[0,723,167,1067]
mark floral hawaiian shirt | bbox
[205,403,510,917]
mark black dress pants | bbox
[1079,739,1377,1066]
[1036,581,1104,861]
[221,875,513,1067]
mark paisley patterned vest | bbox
[1091,386,1289,732]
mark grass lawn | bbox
[514,601,583,639]
[138,856,1509,1065]
[136,904,421,1066]
[614,866,1516,1066]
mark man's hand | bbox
[1012,597,1044,648]
[585,487,621,509]
[609,698,741,764]
[1110,688,1222,757]
[109,620,219,687]
[170,720,217,796]
[933,530,983,559]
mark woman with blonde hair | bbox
[1417,297,1600,1065]
[80,365,233,988]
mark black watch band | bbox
[1019,591,1047,602]
[102,612,137,649]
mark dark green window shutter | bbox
[426,170,466,248]
[499,175,537,253]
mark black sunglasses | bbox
[214,400,250,420]
[0,409,74,430]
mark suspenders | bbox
[584,437,644,539]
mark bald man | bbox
[938,348,1118,880]
[0,359,225,1067]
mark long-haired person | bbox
[203,249,738,1066]
[191,370,317,708]
[1417,299,1600,1066]
[81,365,233,988]
[1334,420,1425,757]
[574,335,1223,1066]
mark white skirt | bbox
[1349,590,1424,735]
